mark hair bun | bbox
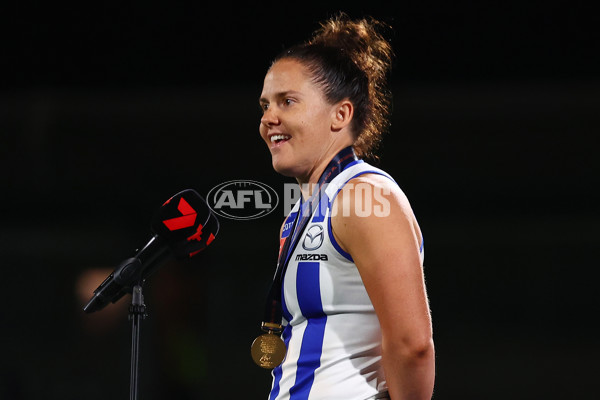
[309,13,393,87]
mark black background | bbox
[1,1,598,399]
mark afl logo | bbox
[207,180,279,220]
[302,224,324,251]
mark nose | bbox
[260,107,279,128]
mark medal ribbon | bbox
[262,146,358,332]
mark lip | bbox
[267,132,292,149]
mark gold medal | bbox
[251,331,286,369]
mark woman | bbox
[256,13,435,400]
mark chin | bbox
[270,152,303,178]
[271,159,297,177]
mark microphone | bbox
[83,189,219,313]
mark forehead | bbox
[260,59,318,98]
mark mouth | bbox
[269,134,291,146]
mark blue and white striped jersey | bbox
[269,160,424,400]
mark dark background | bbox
[1,1,598,399]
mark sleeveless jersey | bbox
[268,160,424,400]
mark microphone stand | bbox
[128,282,147,400]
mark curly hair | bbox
[273,12,394,161]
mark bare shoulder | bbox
[331,173,422,256]
[332,172,416,224]
[348,173,412,209]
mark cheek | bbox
[259,123,268,140]
[300,111,330,138]
[298,109,321,130]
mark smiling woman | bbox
[254,12,435,400]
[259,58,344,182]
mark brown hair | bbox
[273,12,393,160]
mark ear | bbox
[331,100,354,132]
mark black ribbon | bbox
[262,146,358,331]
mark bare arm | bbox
[331,174,435,400]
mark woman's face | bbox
[259,59,340,181]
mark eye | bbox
[259,103,269,113]
[283,98,295,106]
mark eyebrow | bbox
[259,90,301,104]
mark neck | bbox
[296,164,327,200]
[296,145,357,201]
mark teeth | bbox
[270,134,291,143]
